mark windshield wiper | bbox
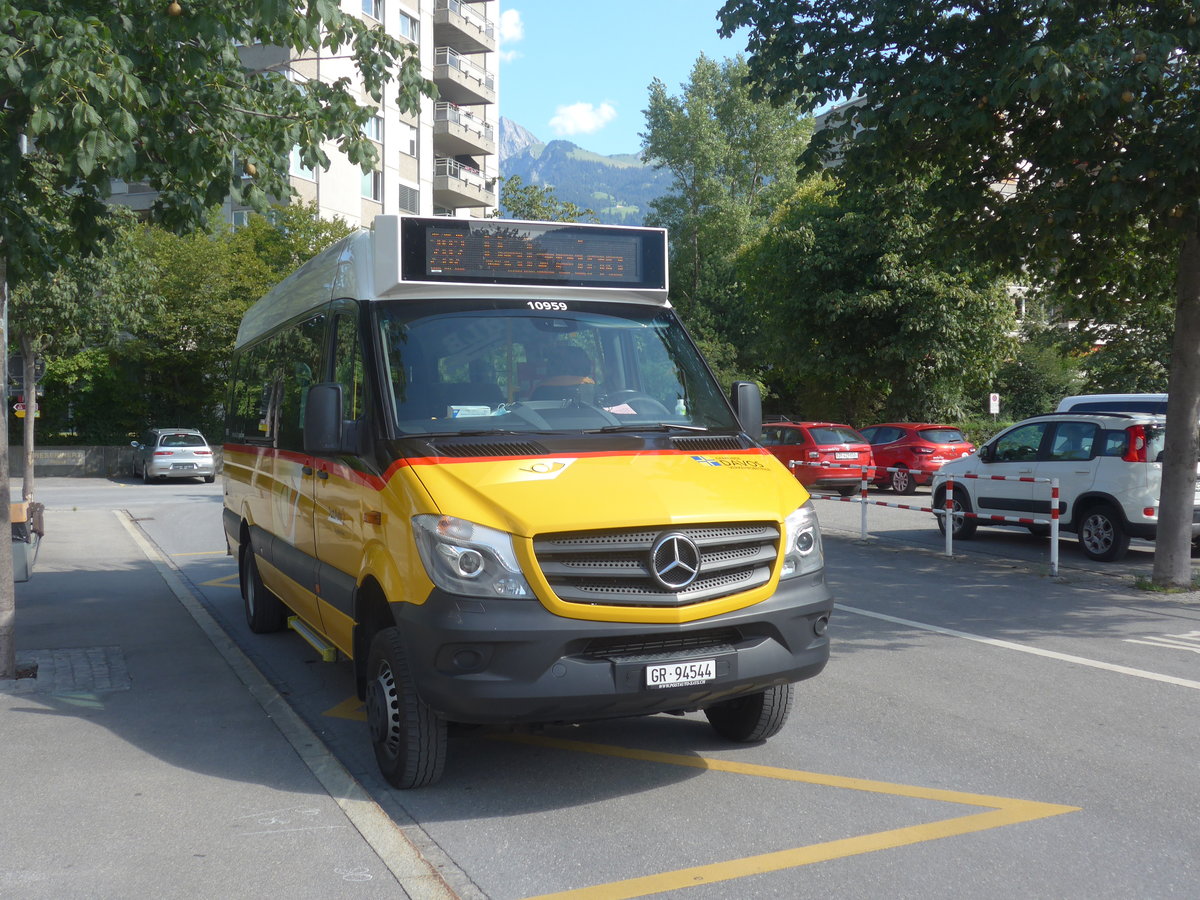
[585,423,712,434]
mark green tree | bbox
[640,54,812,387]
[496,175,597,223]
[740,177,1016,424]
[0,0,433,675]
[720,0,1200,588]
[8,202,158,497]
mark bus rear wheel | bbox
[366,627,447,789]
[240,540,286,633]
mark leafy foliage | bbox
[718,0,1200,584]
[641,54,812,387]
[494,175,598,223]
[739,177,1016,424]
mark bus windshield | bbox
[375,299,740,436]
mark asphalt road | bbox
[21,476,1200,899]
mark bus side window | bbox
[333,312,367,422]
[276,314,327,451]
[228,335,279,444]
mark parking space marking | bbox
[503,733,1077,900]
[1124,631,1200,654]
[199,573,240,589]
[839,603,1200,691]
[325,697,368,721]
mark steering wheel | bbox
[601,390,672,417]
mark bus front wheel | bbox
[366,627,447,789]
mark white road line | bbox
[837,603,1200,692]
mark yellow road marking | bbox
[199,573,240,589]
[490,734,1079,900]
[324,697,367,721]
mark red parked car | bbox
[761,421,874,496]
[858,422,975,494]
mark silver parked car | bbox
[131,428,217,483]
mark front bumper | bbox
[388,570,834,726]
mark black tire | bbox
[704,683,793,742]
[203,475,215,484]
[365,627,447,789]
[934,486,977,539]
[240,540,286,633]
[837,485,858,498]
[1078,505,1130,561]
[142,464,152,485]
[1026,524,1051,538]
[890,466,917,495]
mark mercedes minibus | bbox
[223,216,833,788]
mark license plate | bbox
[646,659,716,689]
[834,451,857,460]
[171,463,196,470]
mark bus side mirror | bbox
[304,383,346,455]
[730,381,762,441]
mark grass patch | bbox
[1134,574,1200,593]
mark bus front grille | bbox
[533,523,779,608]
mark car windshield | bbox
[375,299,739,436]
[919,428,966,443]
[809,426,866,445]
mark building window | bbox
[363,114,383,143]
[398,11,418,42]
[398,183,420,214]
[399,121,417,158]
[231,210,251,229]
[362,0,382,21]
[362,168,383,202]
[290,146,316,181]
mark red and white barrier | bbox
[788,461,1061,576]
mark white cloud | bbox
[499,9,524,63]
[499,8,524,42]
[549,102,618,137]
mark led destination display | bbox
[399,218,667,290]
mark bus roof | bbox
[235,216,671,350]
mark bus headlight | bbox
[412,515,534,599]
[780,501,824,579]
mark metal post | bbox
[1050,478,1060,577]
[944,477,954,557]
[860,466,868,538]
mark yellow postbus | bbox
[223,216,833,788]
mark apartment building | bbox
[110,0,499,225]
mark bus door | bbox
[267,315,327,632]
[311,308,368,655]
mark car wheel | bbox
[890,466,917,495]
[142,464,152,485]
[837,485,859,497]
[1026,524,1052,538]
[704,683,793,742]
[1078,505,1130,561]
[934,486,977,539]
[240,540,286,633]
[203,475,215,484]
[365,627,447,789]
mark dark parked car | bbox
[762,421,873,496]
[858,423,975,494]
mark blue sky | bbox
[497,1,749,157]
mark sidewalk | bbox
[0,508,454,899]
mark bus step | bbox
[287,616,338,662]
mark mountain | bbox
[498,117,672,225]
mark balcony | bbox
[433,47,496,106]
[433,0,496,54]
[434,102,496,157]
[433,157,496,208]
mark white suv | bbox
[931,412,1198,561]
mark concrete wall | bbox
[7,446,224,478]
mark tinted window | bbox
[993,422,1047,462]
[918,427,966,443]
[1047,422,1099,461]
[159,433,206,448]
[1067,400,1168,414]
[809,426,866,445]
